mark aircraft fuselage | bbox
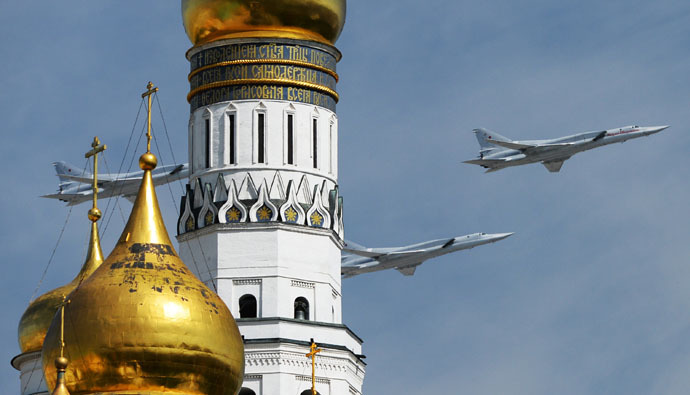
[341,232,513,277]
[467,125,668,173]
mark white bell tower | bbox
[176,29,365,395]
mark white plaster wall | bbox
[179,225,342,324]
[14,352,48,395]
[244,342,365,395]
[189,100,338,193]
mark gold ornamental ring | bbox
[189,59,338,82]
[187,78,339,103]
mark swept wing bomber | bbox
[464,125,668,173]
[341,232,513,277]
[42,161,189,205]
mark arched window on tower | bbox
[312,118,318,169]
[239,294,257,318]
[239,388,257,395]
[286,113,294,165]
[257,112,266,163]
[228,112,236,165]
[300,390,320,395]
[294,297,309,320]
[204,117,211,169]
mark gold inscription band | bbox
[187,78,339,103]
[189,58,339,82]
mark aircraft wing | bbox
[57,174,117,184]
[341,247,382,258]
[396,264,421,276]
[486,139,534,150]
[385,250,429,258]
[344,249,428,261]
[168,164,186,175]
[487,139,575,153]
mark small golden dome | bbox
[182,0,346,46]
[42,153,244,394]
[17,222,104,354]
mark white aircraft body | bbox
[341,232,513,278]
[464,125,669,173]
[42,161,189,205]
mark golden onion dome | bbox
[182,0,346,46]
[42,152,244,395]
[17,222,104,354]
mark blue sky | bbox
[1,1,689,393]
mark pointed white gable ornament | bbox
[218,179,247,223]
[198,183,218,227]
[249,180,278,222]
[179,187,195,234]
[279,180,306,225]
[306,184,331,228]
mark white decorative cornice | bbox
[244,351,350,374]
[234,278,262,286]
[291,280,315,289]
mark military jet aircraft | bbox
[341,232,513,277]
[42,161,189,205]
[464,125,669,173]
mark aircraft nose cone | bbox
[649,125,669,133]
[491,232,514,241]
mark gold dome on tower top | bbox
[182,0,346,46]
[41,150,244,394]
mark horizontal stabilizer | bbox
[463,159,506,166]
[41,193,87,206]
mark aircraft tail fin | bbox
[473,128,512,149]
[53,161,90,185]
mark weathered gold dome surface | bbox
[182,0,346,46]
[42,154,244,394]
[17,222,104,354]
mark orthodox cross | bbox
[305,341,322,395]
[84,136,106,219]
[141,81,159,153]
[57,295,71,358]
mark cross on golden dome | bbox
[84,136,106,222]
[305,341,322,395]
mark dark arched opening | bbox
[239,294,257,318]
[294,297,309,320]
[239,388,256,395]
[300,390,321,395]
